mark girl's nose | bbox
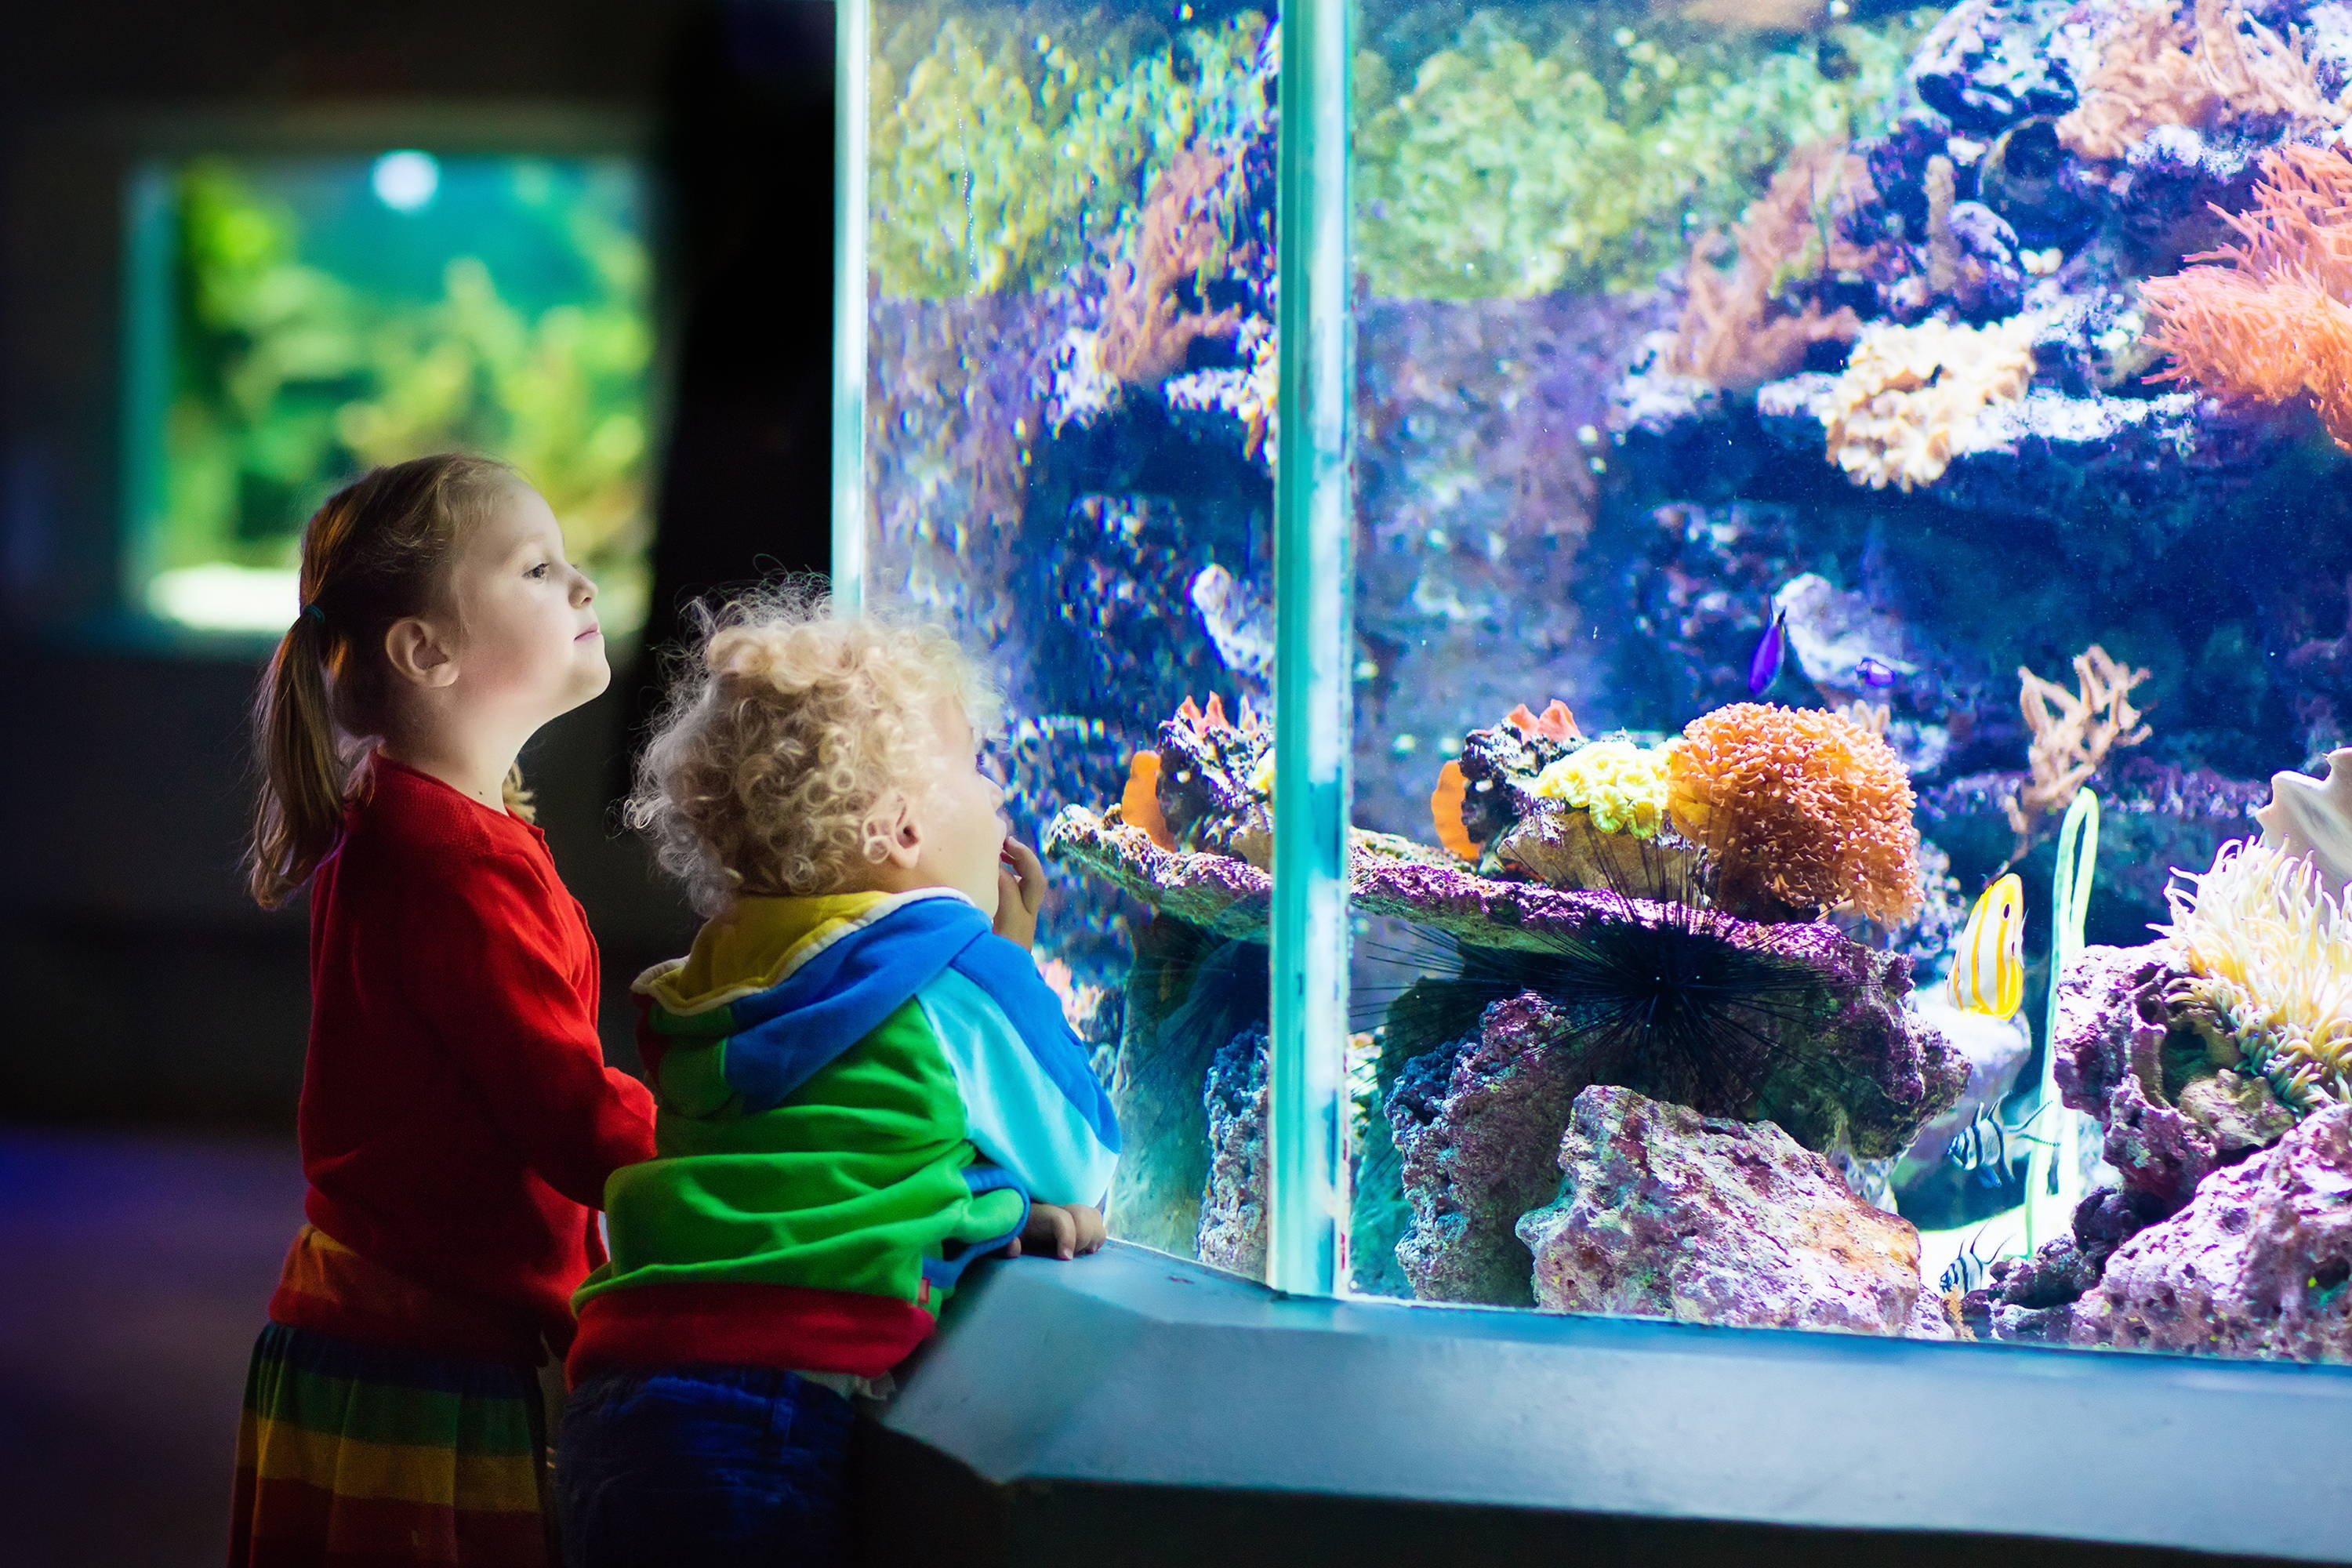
[572,568,597,606]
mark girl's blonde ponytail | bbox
[247,612,349,908]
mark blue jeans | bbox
[557,1365,854,1568]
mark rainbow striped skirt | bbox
[230,1322,551,1568]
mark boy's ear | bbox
[878,799,924,870]
[383,616,459,690]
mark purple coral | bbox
[2072,1105,2352,1361]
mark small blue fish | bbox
[1857,656,1897,688]
[1748,604,1788,696]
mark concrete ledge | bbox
[859,1242,2352,1566]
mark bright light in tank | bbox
[370,151,440,212]
[146,564,302,633]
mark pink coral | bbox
[2057,0,2344,161]
[1664,141,1871,393]
[1098,144,1246,387]
[2140,143,2352,449]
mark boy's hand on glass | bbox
[994,837,1047,948]
[1004,1201,1106,1261]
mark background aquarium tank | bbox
[854,0,2352,1363]
[125,151,656,636]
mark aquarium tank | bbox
[849,0,2352,1363]
[124,151,656,636]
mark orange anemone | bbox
[1120,750,1176,850]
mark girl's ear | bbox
[878,798,925,871]
[383,617,459,690]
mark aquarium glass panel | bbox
[1343,0,2352,1367]
[861,0,1287,1272]
[125,153,655,636]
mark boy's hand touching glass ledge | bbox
[994,837,1048,949]
[1004,1202,1107,1261]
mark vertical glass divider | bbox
[1268,0,1352,1297]
[829,0,870,611]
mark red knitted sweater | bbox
[270,757,656,1360]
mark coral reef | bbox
[1667,702,1924,924]
[2257,747,2352,897]
[1387,993,1590,1304]
[1353,13,1927,299]
[2071,1105,2352,1361]
[1111,694,1276,869]
[1102,918,1269,1258]
[1519,1085,1927,1334]
[2055,942,2297,1210]
[2007,644,2153,849]
[2161,839,2352,1112]
[1817,316,2039,491]
[2141,143,2352,450]
[1097,143,1247,387]
[2056,0,2346,163]
[868,10,1270,297]
[1197,1025,1269,1278]
[1662,140,1868,393]
[1529,739,1672,838]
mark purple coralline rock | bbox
[1375,875,1965,1303]
[1517,1086,1928,1335]
[1907,0,2082,134]
[1388,993,1589,1305]
[2055,942,2297,1211]
[1196,1026,1269,1279]
[2072,1106,2352,1362]
[1360,867,1966,1156]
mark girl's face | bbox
[442,484,609,724]
[907,696,1009,915]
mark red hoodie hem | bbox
[568,1283,936,1385]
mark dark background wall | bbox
[0,0,835,1127]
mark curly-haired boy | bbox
[554,587,1118,1566]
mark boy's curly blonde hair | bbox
[629,583,1001,915]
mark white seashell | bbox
[2256,748,2352,901]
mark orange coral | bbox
[2140,143,2352,448]
[1664,140,1871,393]
[1430,760,1482,861]
[1505,700,1581,744]
[1120,749,1176,849]
[1666,702,1922,924]
[2004,645,2151,851]
[1098,144,1246,387]
[2057,0,2345,160]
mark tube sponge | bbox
[1667,702,1922,924]
[1531,740,1671,839]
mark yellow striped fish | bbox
[1947,873,2026,1018]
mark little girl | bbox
[230,454,657,1568]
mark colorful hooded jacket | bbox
[568,887,1119,1383]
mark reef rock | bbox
[1361,867,1967,1156]
[1196,1026,1269,1279]
[2072,1105,2352,1362]
[1387,993,1589,1305]
[2055,942,2298,1210]
[1518,1086,1926,1335]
